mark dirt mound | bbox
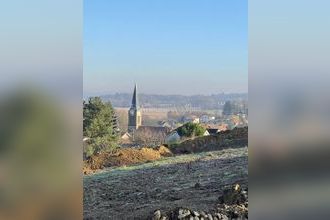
[170,127,248,154]
[156,145,173,157]
[83,146,172,174]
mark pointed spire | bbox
[131,83,138,109]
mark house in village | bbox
[181,115,200,124]
[199,114,216,123]
[120,132,132,142]
[158,119,179,130]
[218,123,229,131]
[206,128,220,135]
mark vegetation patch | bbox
[169,127,248,154]
[176,122,206,137]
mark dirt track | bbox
[83,147,248,219]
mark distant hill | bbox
[99,93,248,109]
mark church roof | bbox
[207,128,220,135]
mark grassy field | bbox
[83,147,248,219]
[115,107,168,128]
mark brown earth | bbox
[83,146,172,174]
[83,147,248,219]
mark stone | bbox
[178,208,191,219]
[192,211,200,217]
[207,214,213,220]
[153,210,161,220]
[200,211,207,218]
[220,214,229,220]
[234,184,240,191]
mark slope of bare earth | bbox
[83,147,248,219]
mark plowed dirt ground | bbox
[83,147,248,219]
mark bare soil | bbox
[83,146,172,175]
[83,147,248,219]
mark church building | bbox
[126,84,170,146]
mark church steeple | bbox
[128,84,142,132]
[131,83,138,109]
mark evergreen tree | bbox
[83,97,118,155]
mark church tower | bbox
[128,84,142,132]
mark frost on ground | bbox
[83,147,248,219]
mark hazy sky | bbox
[84,0,247,96]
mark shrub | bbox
[177,122,206,138]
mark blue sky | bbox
[84,0,247,96]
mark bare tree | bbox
[134,127,168,146]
